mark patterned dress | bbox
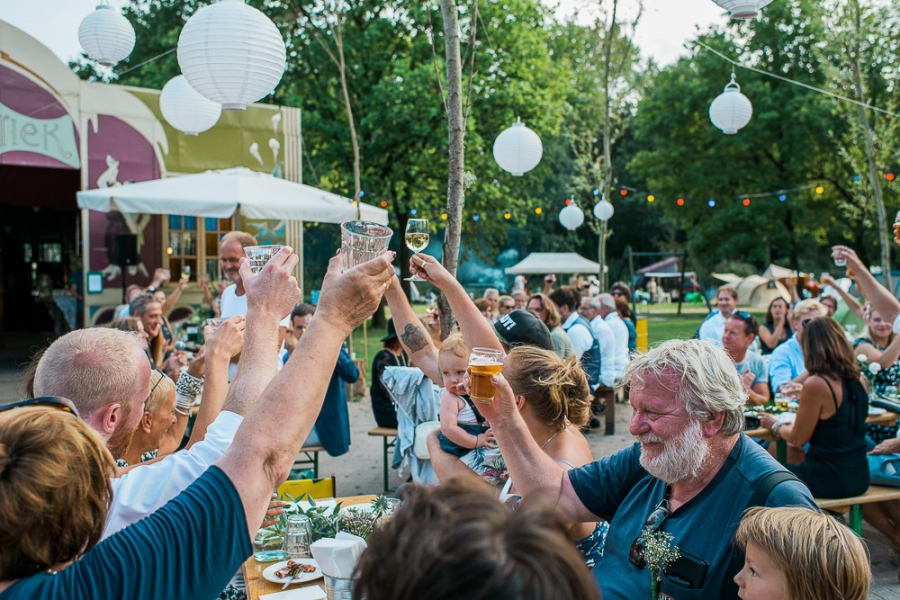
[114,449,158,468]
[852,338,900,443]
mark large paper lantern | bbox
[593,199,614,221]
[159,76,222,136]
[78,5,136,66]
[712,0,774,19]
[177,0,286,111]
[709,74,753,135]
[492,118,543,176]
[559,204,585,230]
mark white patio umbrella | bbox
[504,252,601,275]
[76,167,388,224]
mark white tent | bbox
[734,275,790,307]
[504,252,600,275]
[76,167,389,224]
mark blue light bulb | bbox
[593,189,600,196]
[473,215,480,221]
[779,194,786,201]
[708,199,715,207]
[411,209,417,215]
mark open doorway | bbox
[0,164,80,355]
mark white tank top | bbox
[457,400,477,423]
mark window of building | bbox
[164,215,234,281]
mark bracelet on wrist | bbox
[174,406,192,417]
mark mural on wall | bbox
[88,114,162,287]
[243,219,286,245]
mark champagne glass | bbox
[181,264,191,281]
[404,219,429,282]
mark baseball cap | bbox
[493,310,555,352]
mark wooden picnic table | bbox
[242,494,376,600]
[744,411,900,463]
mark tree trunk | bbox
[850,4,890,291]
[598,0,618,293]
[438,0,465,337]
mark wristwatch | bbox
[147,285,157,293]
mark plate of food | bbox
[869,407,888,416]
[262,558,322,586]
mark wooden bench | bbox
[368,427,398,493]
[291,444,325,479]
[816,485,900,536]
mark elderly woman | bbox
[0,248,394,600]
[386,255,607,567]
[117,371,180,468]
[526,293,574,360]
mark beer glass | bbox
[244,245,286,274]
[340,221,393,271]
[468,347,504,403]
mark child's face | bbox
[439,353,469,394]
[734,542,788,600]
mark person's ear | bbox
[516,395,526,411]
[141,411,153,433]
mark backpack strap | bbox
[720,471,800,599]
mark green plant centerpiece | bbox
[642,529,681,600]
[275,493,394,542]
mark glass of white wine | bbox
[405,219,429,282]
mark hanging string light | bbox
[712,0,774,20]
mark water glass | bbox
[204,318,225,329]
[244,245,285,274]
[340,221,393,271]
[283,514,312,559]
[253,526,287,563]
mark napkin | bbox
[260,587,326,600]
[311,533,367,578]
[776,412,796,425]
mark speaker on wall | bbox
[114,233,139,266]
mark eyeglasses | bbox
[611,291,624,297]
[801,317,816,329]
[0,396,81,419]
[500,304,515,310]
[733,310,753,320]
[629,488,671,569]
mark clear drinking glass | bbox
[182,264,191,280]
[340,221,393,271]
[468,347,504,403]
[243,245,285,274]
[404,219,429,282]
[283,514,312,559]
[253,526,287,562]
[204,318,225,329]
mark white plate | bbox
[262,559,323,585]
[869,407,888,416]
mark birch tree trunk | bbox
[598,0,618,293]
[438,0,465,336]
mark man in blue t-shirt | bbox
[722,312,769,405]
[478,339,816,600]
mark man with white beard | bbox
[478,339,816,600]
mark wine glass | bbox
[404,219,429,282]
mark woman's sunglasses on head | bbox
[0,396,81,419]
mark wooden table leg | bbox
[776,439,787,465]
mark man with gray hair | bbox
[478,339,815,599]
[483,288,500,320]
[577,295,616,389]
[598,293,629,380]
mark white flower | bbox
[857,354,869,363]
[870,363,882,375]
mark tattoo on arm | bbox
[402,324,429,353]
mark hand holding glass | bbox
[340,221,393,271]
[468,347,504,403]
[244,245,286,274]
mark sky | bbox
[0,0,731,69]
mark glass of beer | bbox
[468,347,504,403]
[404,219,429,282]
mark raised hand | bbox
[470,372,519,426]
[239,246,301,321]
[205,315,245,358]
[316,252,396,337]
[409,253,455,290]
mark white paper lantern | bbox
[709,74,753,135]
[593,199,614,221]
[177,0,286,111]
[712,0,774,20]
[559,204,585,231]
[159,76,222,136]
[78,5,136,67]
[492,118,543,176]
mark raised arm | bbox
[410,255,503,353]
[186,316,245,447]
[216,250,394,536]
[834,245,899,323]
[474,373,599,524]
[384,274,442,384]
[162,277,189,316]
[821,272,865,320]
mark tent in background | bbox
[504,252,601,275]
[712,272,790,307]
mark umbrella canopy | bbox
[76,167,388,224]
[504,252,600,275]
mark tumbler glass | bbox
[283,514,312,559]
[340,221,393,271]
[244,245,285,274]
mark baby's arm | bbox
[440,389,483,449]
